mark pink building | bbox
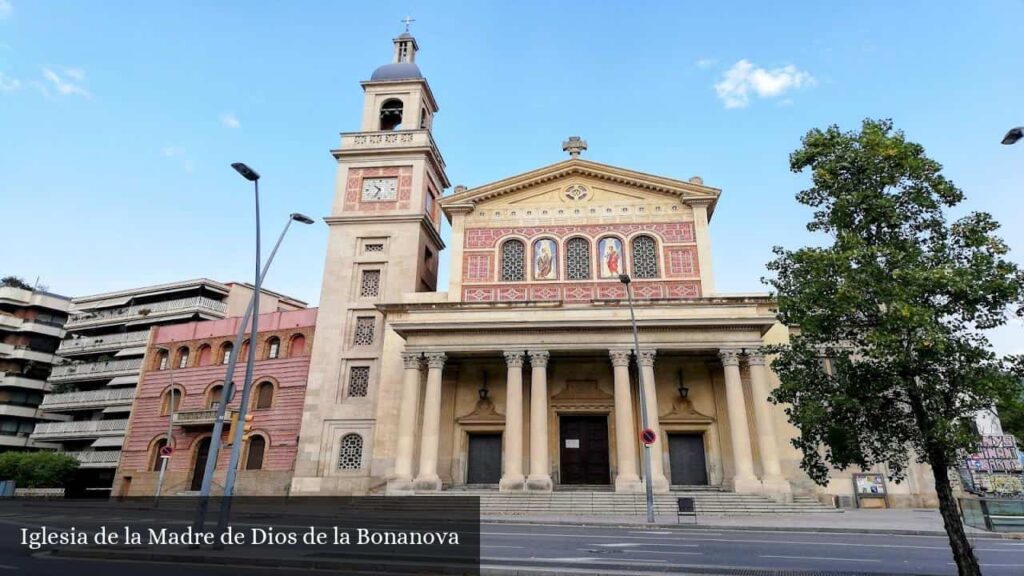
[114,308,317,496]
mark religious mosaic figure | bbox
[534,239,556,280]
[599,237,623,278]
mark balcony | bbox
[0,287,71,313]
[173,408,236,428]
[0,343,57,365]
[0,372,49,391]
[30,418,128,440]
[65,450,122,469]
[39,388,136,412]
[65,296,228,330]
[57,331,150,357]
[48,358,143,384]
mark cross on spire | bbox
[401,16,416,33]
[562,136,588,158]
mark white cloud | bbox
[0,0,12,20]
[714,59,815,109]
[695,58,718,69]
[220,112,240,129]
[0,71,20,92]
[41,67,91,98]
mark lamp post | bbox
[619,274,655,524]
[1001,127,1023,145]
[153,345,176,506]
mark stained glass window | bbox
[500,239,525,282]
[631,235,658,279]
[566,237,591,280]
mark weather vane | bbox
[401,16,416,33]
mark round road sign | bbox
[641,428,657,445]
[159,445,174,457]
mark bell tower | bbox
[291,30,448,495]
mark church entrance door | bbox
[466,433,502,485]
[190,437,211,492]
[559,415,610,485]
[668,433,709,486]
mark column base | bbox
[647,474,670,494]
[526,475,553,492]
[761,476,792,500]
[499,474,525,492]
[731,475,762,494]
[413,474,442,492]
[615,474,643,493]
[386,478,415,495]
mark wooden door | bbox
[559,415,610,485]
[466,433,502,484]
[668,433,709,485]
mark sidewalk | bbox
[483,509,1007,537]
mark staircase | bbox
[425,487,840,516]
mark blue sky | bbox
[1,1,1022,354]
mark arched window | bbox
[220,343,233,365]
[266,337,280,360]
[379,99,404,131]
[631,235,659,279]
[151,437,168,472]
[245,435,266,470]
[207,384,224,409]
[419,108,429,129]
[161,387,183,416]
[197,344,212,367]
[239,340,250,362]
[566,237,592,280]
[176,347,189,369]
[500,239,525,282]
[288,334,306,357]
[156,350,169,371]
[338,434,363,470]
[255,381,274,409]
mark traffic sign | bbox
[159,445,174,457]
[641,428,657,445]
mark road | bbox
[0,503,1021,575]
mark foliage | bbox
[0,276,32,290]
[995,382,1024,440]
[0,451,79,488]
[764,119,1024,575]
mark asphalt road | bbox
[0,503,1021,575]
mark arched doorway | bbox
[190,437,211,492]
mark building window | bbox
[349,366,370,398]
[353,317,375,346]
[255,381,274,409]
[161,388,182,416]
[631,235,659,279]
[176,347,189,369]
[380,99,403,131]
[360,270,381,298]
[365,243,384,253]
[151,438,168,472]
[566,237,592,280]
[197,344,212,366]
[500,239,525,282]
[338,434,363,470]
[245,435,266,470]
[266,337,280,360]
[240,340,250,362]
[288,334,306,357]
[157,351,168,371]
[208,384,224,409]
[220,343,233,365]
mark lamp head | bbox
[231,162,260,181]
[1002,127,1023,145]
[290,212,315,225]
[618,274,631,285]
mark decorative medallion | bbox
[564,184,589,201]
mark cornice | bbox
[324,214,445,251]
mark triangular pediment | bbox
[440,158,720,217]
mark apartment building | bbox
[0,282,72,450]
[32,279,305,496]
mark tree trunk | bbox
[927,449,982,576]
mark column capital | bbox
[745,348,767,366]
[609,349,632,367]
[504,350,525,368]
[424,352,447,369]
[527,350,549,367]
[718,348,742,367]
[401,351,423,370]
[637,349,657,367]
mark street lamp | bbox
[619,274,656,524]
[153,345,177,506]
[1002,127,1023,145]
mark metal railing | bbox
[65,450,122,467]
[57,331,150,355]
[39,388,135,410]
[173,408,235,426]
[49,358,143,381]
[65,296,227,328]
[30,418,128,439]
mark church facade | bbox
[289,33,939,507]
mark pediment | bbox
[440,159,720,216]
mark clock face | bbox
[361,177,398,201]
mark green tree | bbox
[764,119,1024,576]
[0,276,32,290]
[995,383,1024,440]
[0,452,79,488]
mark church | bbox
[288,31,939,507]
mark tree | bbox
[0,452,79,488]
[764,119,1024,576]
[0,276,32,290]
[995,383,1024,440]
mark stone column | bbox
[610,349,641,492]
[637,350,670,493]
[499,350,526,491]
[526,350,552,491]
[719,348,760,493]
[413,352,446,491]
[690,199,715,295]
[388,352,423,494]
[746,348,791,496]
